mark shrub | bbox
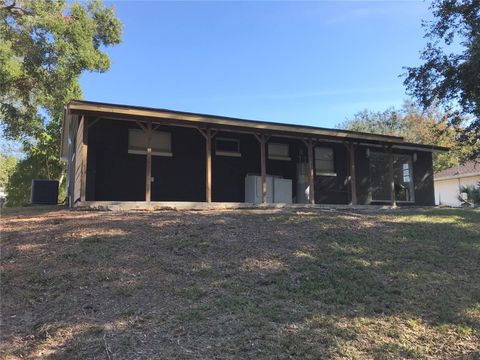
[458,182,480,207]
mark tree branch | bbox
[1,1,32,16]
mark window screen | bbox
[128,129,172,156]
[216,138,241,156]
[268,143,290,160]
[394,154,414,202]
[315,147,335,175]
[370,152,390,201]
[369,152,414,202]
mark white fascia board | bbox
[434,172,480,181]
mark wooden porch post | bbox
[388,147,396,207]
[348,142,358,205]
[197,127,215,203]
[260,134,267,203]
[308,139,315,204]
[254,133,268,203]
[145,121,152,205]
[206,128,212,203]
[80,116,88,202]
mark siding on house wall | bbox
[67,115,78,206]
[73,117,84,203]
[435,175,480,206]
[82,118,436,205]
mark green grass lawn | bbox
[1,207,479,359]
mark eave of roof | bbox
[435,172,480,181]
[434,160,480,179]
[61,99,449,160]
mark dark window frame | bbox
[314,146,336,176]
[215,137,241,157]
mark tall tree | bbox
[0,0,122,205]
[0,152,17,189]
[337,101,471,172]
[404,0,480,161]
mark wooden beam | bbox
[69,117,79,206]
[348,142,358,205]
[80,116,88,202]
[81,113,408,151]
[388,147,396,207]
[307,139,315,204]
[145,122,152,204]
[260,135,267,203]
[253,134,268,203]
[87,117,100,129]
[196,126,216,203]
[68,101,404,143]
[206,128,212,203]
[136,120,147,132]
[197,127,208,140]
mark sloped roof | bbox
[61,100,449,160]
[435,160,480,179]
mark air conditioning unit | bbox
[31,179,59,205]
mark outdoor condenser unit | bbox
[31,179,59,205]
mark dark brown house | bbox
[61,100,448,208]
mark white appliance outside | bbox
[245,175,273,203]
[273,178,292,203]
[296,162,309,203]
[245,175,292,203]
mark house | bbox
[60,100,448,208]
[434,160,480,207]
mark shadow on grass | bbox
[1,208,479,358]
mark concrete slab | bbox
[76,201,397,211]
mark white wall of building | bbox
[434,175,480,206]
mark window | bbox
[369,152,414,202]
[128,129,172,156]
[402,162,410,183]
[268,143,290,160]
[216,138,241,157]
[394,154,414,202]
[315,147,336,176]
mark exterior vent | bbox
[31,180,59,205]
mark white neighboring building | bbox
[434,160,480,207]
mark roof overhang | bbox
[60,100,449,160]
[434,172,480,181]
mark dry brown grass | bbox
[1,207,479,359]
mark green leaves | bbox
[404,0,480,161]
[337,101,473,172]
[0,0,122,205]
[1,0,122,141]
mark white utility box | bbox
[245,175,292,203]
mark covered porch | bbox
[62,100,443,208]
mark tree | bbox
[0,0,122,205]
[337,101,472,172]
[5,120,66,205]
[0,152,17,189]
[404,0,480,162]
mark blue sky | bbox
[80,0,433,129]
